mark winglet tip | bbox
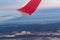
[17,9,32,15]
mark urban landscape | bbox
[0,30,60,40]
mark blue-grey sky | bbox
[0,0,60,23]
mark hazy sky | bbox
[0,0,60,22]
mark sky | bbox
[0,0,60,22]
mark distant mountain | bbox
[0,8,60,25]
[0,8,60,34]
[0,22,60,34]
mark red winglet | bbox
[18,0,41,15]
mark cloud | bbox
[0,5,18,10]
[38,0,60,9]
[0,0,29,10]
[0,0,60,22]
[0,0,60,10]
[0,10,22,21]
[0,0,17,6]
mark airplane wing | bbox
[18,0,41,15]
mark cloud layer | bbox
[0,0,60,21]
[0,0,60,10]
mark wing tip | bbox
[17,9,32,15]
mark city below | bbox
[0,30,60,38]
